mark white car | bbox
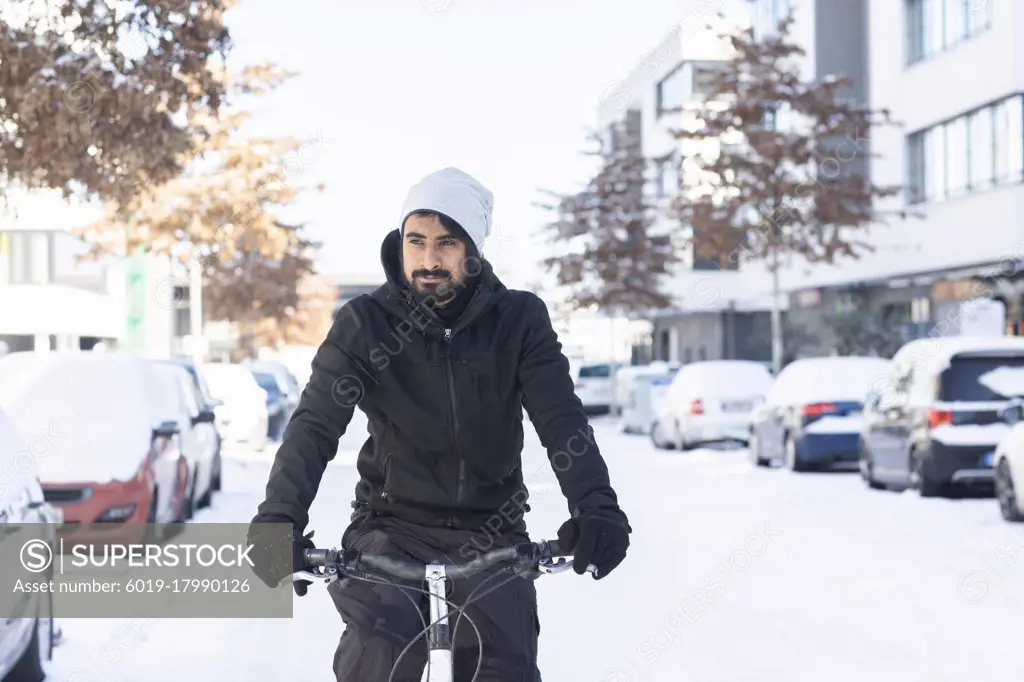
[150,360,220,517]
[573,362,617,415]
[0,407,61,682]
[994,398,1024,522]
[201,363,269,451]
[652,360,774,450]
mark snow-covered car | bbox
[0,351,191,546]
[246,360,300,441]
[994,397,1024,522]
[618,363,680,435]
[652,360,774,450]
[201,362,269,451]
[613,362,680,417]
[150,360,221,516]
[573,362,617,415]
[0,407,60,682]
[168,358,224,499]
[859,336,1024,497]
[749,355,892,471]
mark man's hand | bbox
[247,516,317,596]
[557,513,630,580]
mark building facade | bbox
[748,0,1019,354]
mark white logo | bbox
[21,539,53,573]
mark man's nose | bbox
[422,245,443,269]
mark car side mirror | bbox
[192,409,217,425]
[154,420,181,438]
[1000,399,1024,425]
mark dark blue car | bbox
[749,356,893,471]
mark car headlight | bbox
[95,504,137,523]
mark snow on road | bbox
[44,413,1024,681]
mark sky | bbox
[221,0,737,290]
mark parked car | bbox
[0,407,60,682]
[0,351,192,546]
[250,369,291,441]
[150,360,220,516]
[246,360,300,440]
[993,397,1024,522]
[172,358,224,497]
[749,355,892,471]
[618,363,680,435]
[652,360,774,450]
[859,336,1024,497]
[613,362,680,417]
[573,362,617,415]
[201,362,269,451]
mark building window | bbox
[684,347,692,363]
[907,94,1024,205]
[655,154,679,198]
[5,232,52,285]
[906,0,992,66]
[753,0,791,39]
[657,63,690,117]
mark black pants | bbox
[328,512,541,682]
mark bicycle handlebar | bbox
[291,537,596,586]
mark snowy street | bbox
[45,412,1024,682]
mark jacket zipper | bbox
[380,451,393,501]
[443,327,467,511]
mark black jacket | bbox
[254,230,629,535]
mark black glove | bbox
[557,513,630,580]
[247,516,317,596]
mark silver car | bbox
[0,408,62,682]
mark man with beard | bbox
[247,167,631,681]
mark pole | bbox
[771,248,783,374]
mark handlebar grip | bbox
[545,539,565,557]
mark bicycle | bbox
[285,535,596,682]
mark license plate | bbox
[723,401,751,413]
[983,452,994,467]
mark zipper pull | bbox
[444,328,452,342]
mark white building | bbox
[746,0,1013,340]
[0,188,201,358]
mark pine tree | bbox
[0,0,236,205]
[536,119,680,318]
[669,10,917,371]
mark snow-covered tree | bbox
[536,120,680,318]
[668,10,916,371]
[0,0,236,205]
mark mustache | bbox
[413,269,451,280]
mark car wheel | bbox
[7,591,53,682]
[673,421,688,451]
[785,435,809,472]
[211,447,222,492]
[860,441,885,490]
[996,459,1024,522]
[912,449,942,498]
[749,431,769,467]
[651,421,674,450]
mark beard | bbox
[405,269,462,307]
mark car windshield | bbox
[579,364,611,378]
[940,355,1024,401]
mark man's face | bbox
[402,214,467,300]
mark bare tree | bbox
[668,10,918,372]
[536,121,680,319]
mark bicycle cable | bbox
[337,569,485,682]
[385,561,536,682]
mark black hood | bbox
[371,229,505,337]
